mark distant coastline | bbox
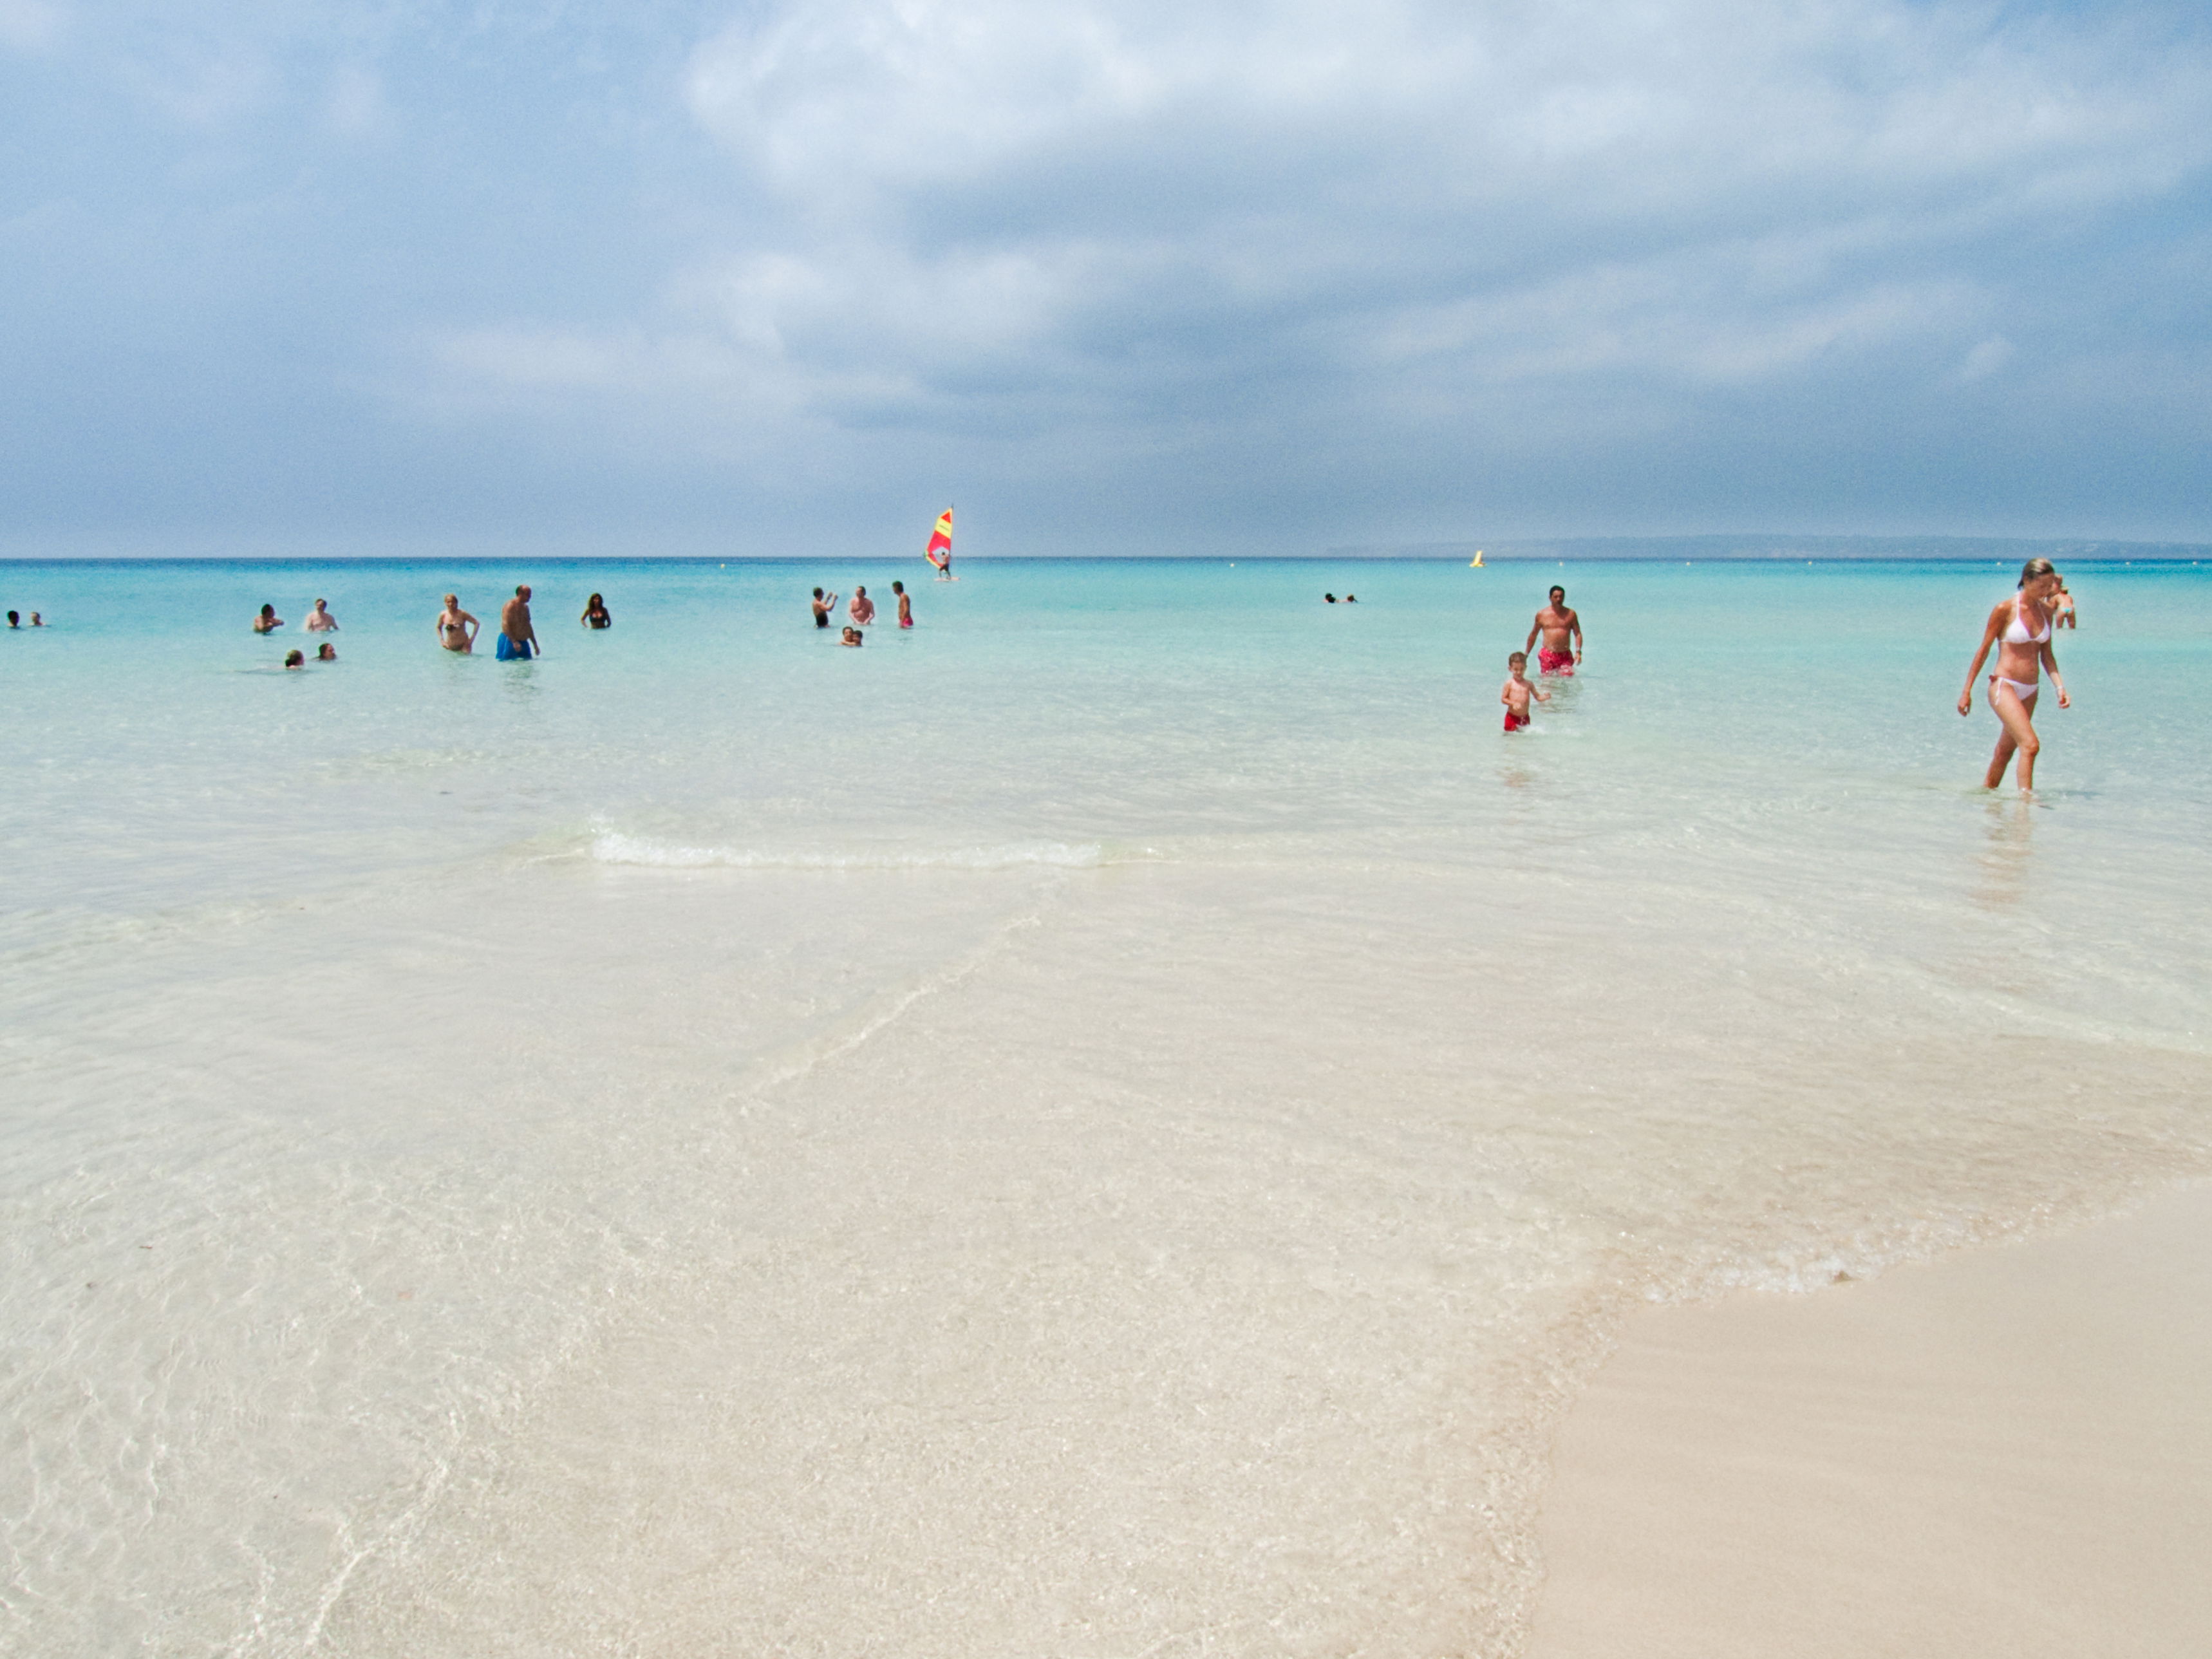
[1325,534,2212,563]
[3,534,2207,566]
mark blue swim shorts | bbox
[494,633,533,661]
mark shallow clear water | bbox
[4,556,2209,1655]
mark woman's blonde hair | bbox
[2018,557,2057,588]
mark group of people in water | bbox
[1497,584,1587,731]
[811,581,915,645]
[249,585,610,666]
[6,610,45,628]
[250,596,342,668]
[1488,561,2077,791]
[227,560,2079,791]
[429,585,597,660]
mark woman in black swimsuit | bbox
[581,593,612,629]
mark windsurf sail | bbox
[925,507,953,569]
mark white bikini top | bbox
[2001,597,2052,645]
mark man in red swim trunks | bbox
[1525,585,1583,675]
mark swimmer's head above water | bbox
[283,649,305,668]
[840,626,863,646]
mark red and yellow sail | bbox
[925,507,953,567]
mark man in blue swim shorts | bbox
[496,585,540,661]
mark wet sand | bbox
[1529,1183,2212,1658]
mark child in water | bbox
[1501,651,1549,731]
[839,626,864,647]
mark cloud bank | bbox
[3,0,2207,552]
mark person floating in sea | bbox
[893,581,913,629]
[581,593,612,630]
[254,603,285,634]
[839,626,864,647]
[497,585,539,661]
[283,649,305,669]
[848,586,876,626]
[28,613,40,626]
[1501,651,1550,731]
[5,612,15,628]
[812,587,839,628]
[438,594,479,653]
[315,642,337,662]
[1958,558,2069,792]
[1526,585,1582,675]
[1324,593,1338,603]
[305,599,339,633]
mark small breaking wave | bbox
[586,830,1107,871]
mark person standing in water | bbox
[497,585,539,661]
[1500,651,1550,731]
[812,587,839,628]
[893,581,913,628]
[254,603,285,634]
[848,586,876,626]
[1525,586,1582,675]
[1958,558,2070,792]
[437,594,479,653]
[2052,580,2077,630]
[305,599,339,632]
[581,593,612,629]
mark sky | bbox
[3,0,2208,557]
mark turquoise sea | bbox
[3,556,2209,1655]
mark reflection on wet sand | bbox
[1970,796,2035,914]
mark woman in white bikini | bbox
[1957,558,2069,791]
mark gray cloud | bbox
[3,1,2207,552]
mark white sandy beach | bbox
[1530,1182,2212,1658]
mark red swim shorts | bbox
[1503,711,1530,731]
[1537,648,1575,676]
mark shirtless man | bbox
[812,587,839,628]
[437,594,479,653]
[497,585,539,661]
[305,599,339,632]
[848,585,876,626]
[253,603,285,634]
[1524,585,1583,675]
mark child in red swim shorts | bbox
[1501,651,1549,731]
